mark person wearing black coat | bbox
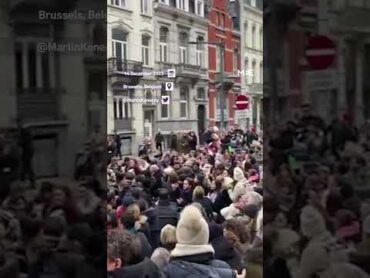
[209,223,244,272]
[107,229,162,278]
[192,186,214,220]
[150,188,178,249]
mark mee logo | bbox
[235,69,255,77]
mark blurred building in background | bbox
[0,0,105,178]
[264,0,370,125]
[153,0,209,148]
[240,0,263,131]
[207,0,241,129]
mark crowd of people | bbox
[264,104,370,278]
[0,126,106,277]
[107,126,263,278]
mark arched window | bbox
[196,36,204,67]
[159,27,169,62]
[180,87,189,118]
[179,32,188,64]
[112,28,127,59]
[141,35,150,65]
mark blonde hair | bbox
[160,224,177,250]
[126,203,140,220]
[192,186,205,201]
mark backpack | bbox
[165,261,233,278]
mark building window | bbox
[141,0,150,14]
[197,88,206,99]
[216,45,221,72]
[141,35,150,66]
[244,58,249,84]
[196,36,204,67]
[252,60,256,83]
[220,13,225,27]
[145,90,152,99]
[177,0,187,10]
[195,0,204,16]
[159,27,168,62]
[244,21,248,47]
[114,96,130,119]
[251,0,256,7]
[259,27,263,50]
[111,0,125,8]
[179,32,188,64]
[260,61,263,83]
[161,91,169,118]
[233,49,238,73]
[216,12,220,26]
[15,41,54,89]
[160,0,169,4]
[112,28,127,61]
[252,25,256,49]
[180,87,188,118]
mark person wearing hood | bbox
[229,167,249,202]
[164,204,246,278]
[293,205,349,278]
[107,229,163,278]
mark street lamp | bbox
[188,40,226,130]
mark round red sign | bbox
[305,35,336,70]
[236,95,249,110]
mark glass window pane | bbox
[112,29,127,41]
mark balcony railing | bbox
[17,88,61,122]
[176,64,207,77]
[114,118,133,131]
[108,58,143,75]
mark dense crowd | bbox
[107,127,263,278]
[0,126,106,277]
[264,103,370,278]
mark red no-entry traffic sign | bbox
[305,35,336,70]
[236,95,249,110]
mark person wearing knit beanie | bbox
[171,205,214,257]
[296,205,349,278]
[165,204,246,278]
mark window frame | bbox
[161,91,170,119]
[110,0,126,8]
[159,27,169,62]
[179,87,189,119]
[141,35,150,66]
[112,29,128,60]
[141,0,150,15]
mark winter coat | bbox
[164,252,234,278]
[108,258,164,278]
[209,223,244,271]
[193,197,214,219]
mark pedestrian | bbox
[155,130,164,153]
